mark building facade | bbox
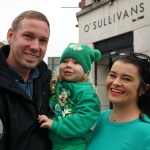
[76,0,150,111]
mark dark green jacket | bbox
[0,45,52,150]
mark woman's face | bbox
[105,61,141,106]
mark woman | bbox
[87,52,150,150]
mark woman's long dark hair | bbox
[117,52,150,120]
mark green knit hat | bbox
[60,43,101,74]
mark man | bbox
[0,10,52,149]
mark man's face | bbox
[7,18,50,73]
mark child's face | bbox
[59,58,84,82]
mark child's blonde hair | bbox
[50,67,98,94]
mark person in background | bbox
[87,52,150,150]
[0,10,52,150]
[38,43,101,150]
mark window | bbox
[94,0,101,2]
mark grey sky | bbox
[0,0,80,63]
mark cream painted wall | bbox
[78,0,150,44]
[87,43,95,83]
[134,26,150,54]
[86,43,108,110]
[77,0,150,111]
[97,59,110,111]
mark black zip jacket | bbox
[0,45,52,150]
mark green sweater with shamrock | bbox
[49,81,101,145]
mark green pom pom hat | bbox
[60,43,101,74]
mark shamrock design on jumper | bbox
[50,86,73,119]
[58,91,68,105]
[69,43,83,51]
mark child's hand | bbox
[38,115,53,129]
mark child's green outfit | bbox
[49,81,100,150]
